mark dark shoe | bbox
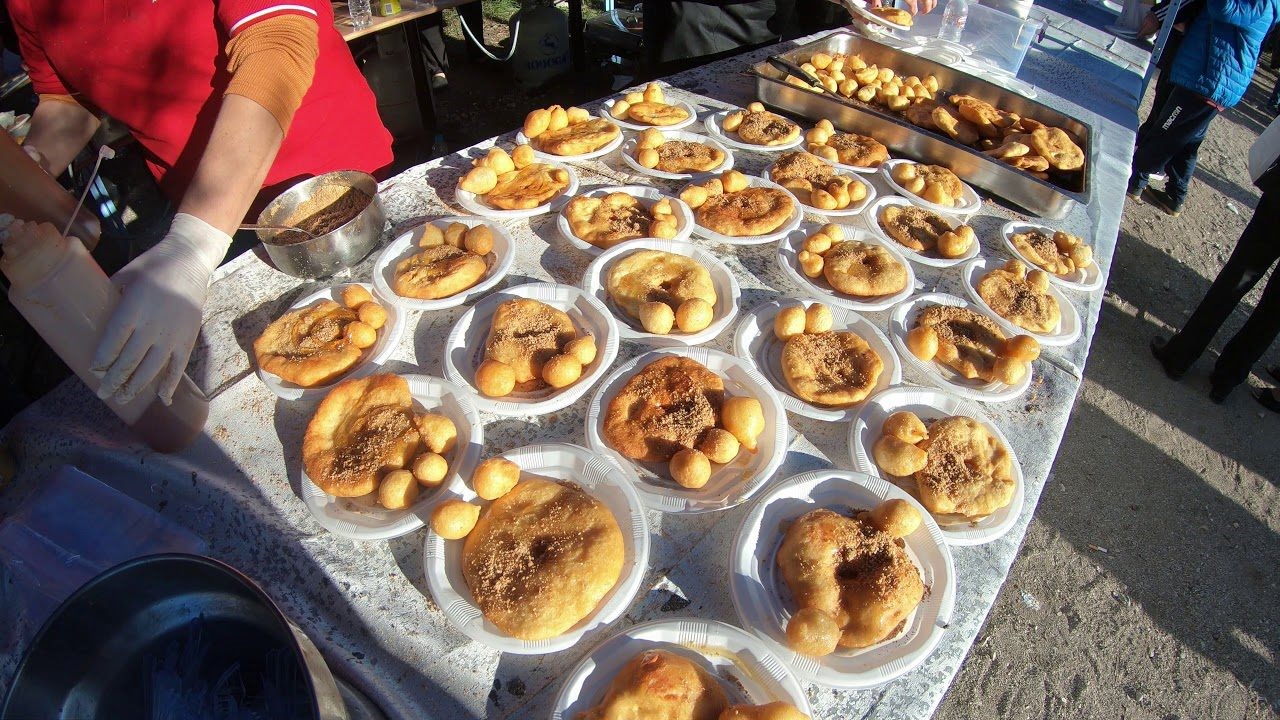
[1267,365,1280,383]
[1126,188,1143,202]
[1254,388,1280,413]
[1150,336,1188,380]
[431,72,449,90]
[1209,382,1233,404]
[1142,187,1183,217]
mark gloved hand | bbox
[91,213,231,405]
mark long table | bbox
[0,17,1144,720]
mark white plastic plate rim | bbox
[583,346,789,513]
[729,468,957,688]
[959,256,1082,347]
[515,127,625,163]
[731,299,901,422]
[550,618,812,719]
[774,224,917,312]
[556,185,695,256]
[254,282,405,401]
[685,175,804,246]
[847,385,1027,545]
[370,217,516,312]
[888,292,1031,402]
[301,374,483,541]
[862,195,977,268]
[454,160,581,219]
[442,282,621,416]
[848,0,914,32]
[619,131,736,181]
[581,238,742,347]
[599,97,700,132]
[702,109,805,153]
[762,165,878,218]
[999,220,1105,292]
[422,442,651,655]
[878,158,982,217]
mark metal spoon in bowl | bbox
[239,222,316,239]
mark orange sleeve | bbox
[37,94,84,109]
[223,15,319,134]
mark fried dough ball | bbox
[653,198,674,216]
[345,321,377,349]
[611,100,631,119]
[803,232,833,254]
[698,428,740,464]
[416,413,458,454]
[807,127,832,145]
[464,225,495,256]
[786,607,841,656]
[473,457,521,500]
[723,396,766,451]
[566,106,591,124]
[342,285,374,309]
[680,185,709,208]
[750,101,769,113]
[721,170,749,193]
[512,144,536,169]
[411,452,449,487]
[475,359,516,397]
[676,298,715,333]
[443,222,468,248]
[721,702,811,720]
[378,469,420,509]
[907,326,939,361]
[651,217,678,239]
[485,148,515,174]
[937,225,976,259]
[821,223,845,241]
[565,335,598,366]
[670,448,712,489]
[1028,269,1052,293]
[548,105,569,132]
[774,306,807,341]
[431,499,480,539]
[873,435,928,476]
[637,148,660,169]
[993,356,1028,386]
[357,302,387,330]
[1003,334,1041,362]
[860,498,923,538]
[460,166,497,194]
[624,91,644,104]
[640,301,676,334]
[811,189,838,210]
[811,144,839,162]
[804,303,833,334]
[419,224,446,248]
[637,128,665,149]
[722,110,745,132]
[523,108,551,138]
[643,82,665,103]
[542,353,583,388]
[883,411,928,444]
[1069,243,1093,269]
[797,250,824,278]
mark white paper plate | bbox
[442,283,620,416]
[422,442,650,655]
[732,300,901,422]
[763,163,877,218]
[557,185,695,256]
[516,125,625,163]
[775,223,916,312]
[301,374,482,541]
[879,159,982,217]
[371,217,515,312]
[584,347,789,513]
[254,283,405,401]
[848,1,914,32]
[455,160,580,219]
[552,618,812,719]
[888,292,1032,402]
[730,469,956,688]
[703,109,805,153]
[582,239,741,347]
[1000,221,1104,292]
[863,195,979,268]
[599,97,699,132]
[960,256,1082,347]
[619,131,735,181]
[848,385,1026,545]
[684,175,804,246]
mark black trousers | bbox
[1129,84,1219,206]
[1161,188,1280,389]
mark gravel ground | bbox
[935,62,1280,720]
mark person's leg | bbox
[1209,191,1280,392]
[1133,86,1217,211]
[420,12,449,76]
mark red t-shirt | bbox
[7,0,393,204]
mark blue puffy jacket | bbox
[1170,0,1280,108]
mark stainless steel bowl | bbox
[257,170,386,279]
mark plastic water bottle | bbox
[349,0,373,29]
[938,0,969,42]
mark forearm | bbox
[23,96,100,176]
[0,133,100,247]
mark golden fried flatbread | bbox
[1029,127,1084,171]
[736,110,800,146]
[254,300,364,387]
[695,187,793,237]
[915,416,1015,518]
[485,164,570,210]
[393,244,487,300]
[654,141,725,173]
[782,331,883,406]
[627,101,691,126]
[976,263,1061,333]
[565,194,654,249]
[533,118,620,155]
[603,355,724,463]
[825,132,889,168]
[606,249,716,321]
[578,650,729,720]
[302,374,421,497]
[878,204,952,253]
[914,305,1008,381]
[821,241,908,297]
[770,151,837,187]
[485,298,578,391]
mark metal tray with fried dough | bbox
[752,31,1092,218]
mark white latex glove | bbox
[91,212,231,405]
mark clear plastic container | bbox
[962,2,1044,75]
[349,0,373,28]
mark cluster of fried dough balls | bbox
[873,410,932,477]
[667,400,762,490]
[418,221,495,256]
[475,334,597,397]
[787,52,939,110]
[458,144,558,195]
[522,104,592,139]
[337,285,386,350]
[633,128,668,169]
[794,223,846,279]
[678,170,751,209]
[906,321,1039,385]
[773,301,834,342]
[610,82,667,119]
[427,456,524,540]
[377,411,459,510]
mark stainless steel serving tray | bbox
[753,31,1092,218]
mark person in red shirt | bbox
[4,0,393,406]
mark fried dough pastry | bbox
[870,6,913,25]
[770,151,837,187]
[565,193,674,249]
[950,95,1006,139]
[1010,228,1093,275]
[533,118,620,156]
[695,187,793,236]
[254,300,364,387]
[890,163,965,207]
[776,507,924,649]
[915,416,1015,518]
[821,240,908,297]
[720,703,811,720]
[607,249,716,323]
[912,305,1012,382]
[904,99,942,130]
[823,132,889,168]
[782,331,884,406]
[577,649,729,720]
[1029,127,1084,171]
[652,141,725,173]
[485,299,579,391]
[462,478,624,641]
[393,244,487,300]
[302,374,421,497]
[628,101,691,126]
[732,107,801,146]
[877,204,952,253]
[483,163,571,210]
[603,356,724,463]
[976,259,1061,333]
[931,104,980,146]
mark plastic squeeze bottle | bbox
[1,220,209,453]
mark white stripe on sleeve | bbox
[229,4,319,34]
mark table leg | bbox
[568,0,586,71]
[404,18,439,153]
